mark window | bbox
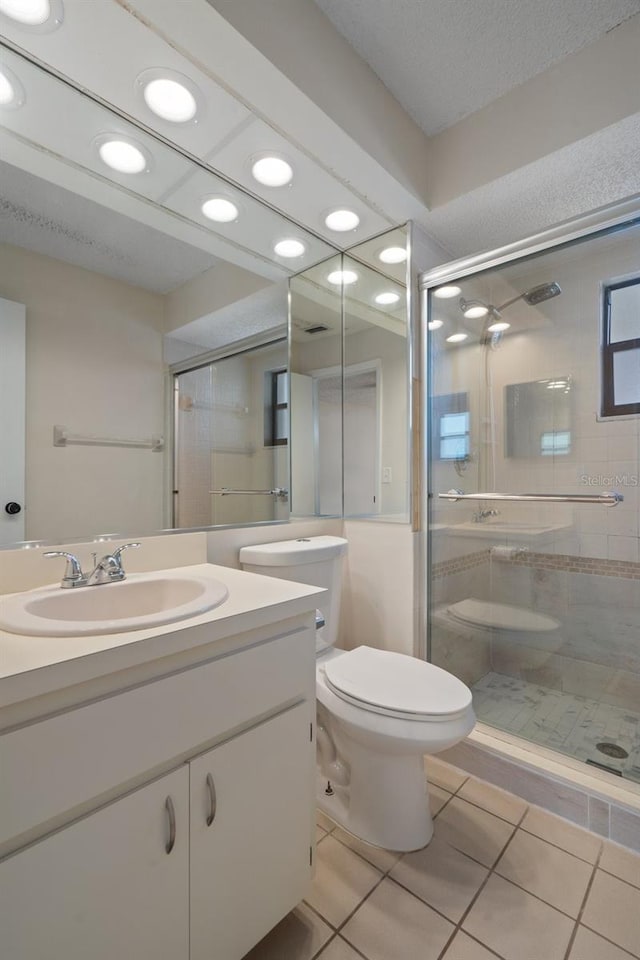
[432,392,470,461]
[602,279,640,417]
[264,368,288,446]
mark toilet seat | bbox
[323,646,472,722]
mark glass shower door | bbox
[427,220,640,783]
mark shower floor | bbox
[472,671,640,783]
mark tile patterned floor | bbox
[244,756,640,960]
[472,672,640,783]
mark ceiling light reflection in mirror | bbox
[0,0,63,29]
[325,209,360,232]
[0,44,337,280]
[0,62,24,106]
[137,69,202,124]
[251,155,293,187]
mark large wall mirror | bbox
[0,42,338,547]
[0,41,410,549]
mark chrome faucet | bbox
[471,508,500,523]
[44,542,141,588]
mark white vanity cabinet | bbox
[190,703,312,960]
[0,767,191,960]
[0,613,317,960]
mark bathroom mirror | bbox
[0,42,338,546]
[505,377,572,458]
[289,227,410,522]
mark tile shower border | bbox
[432,550,491,580]
[501,551,640,580]
[441,726,640,853]
[434,549,640,581]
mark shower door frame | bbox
[417,194,640,663]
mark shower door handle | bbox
[438,490,624,506]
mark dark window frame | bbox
[264,368,288,447]
[602,278,640,418]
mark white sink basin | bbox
[0,572,229,637]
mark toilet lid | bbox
[324,646,472,718]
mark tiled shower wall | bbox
[430,550,640,714]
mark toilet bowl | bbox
[239,536,475,851]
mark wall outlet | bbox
[382,467,392,483]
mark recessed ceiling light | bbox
[428,319,443,330]
[274,238,306,258]
[378,246,407,264]
[446,332,469,343]
[140,74,198,123]
[201,197,239,223]
[0,0,63,28]
[433,285,461,299]
[325,209,360,232]
[375,291,400,305]
[251,155,293,187]
[487,320,510,332]
[98,138,149,174]
[327,269,358,285]
[0,66,24,108]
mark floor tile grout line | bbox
[332,870,389,939]
[451,791,527,827]
[597,864,640,892]
[519,822,603,866]
[432,805,531,959]
[328,829,401,875]
[439,807,529,960]
[562,840,603,960]
[579,921,640,960]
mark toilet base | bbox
[315,748,434,852]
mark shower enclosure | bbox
[424,210,640,784]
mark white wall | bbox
[0,244,165,543]
[340,520,416,656]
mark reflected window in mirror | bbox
[432,393,470,462]
[601,278,640,418]
[264,368,288,447]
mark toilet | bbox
[239,535,475,851]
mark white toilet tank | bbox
[239,536,348,652]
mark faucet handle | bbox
[111,542,141,569]
[43,551,85,585]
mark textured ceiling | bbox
[313,0,640,134]
[0,161,217,294]
[423,112,640,257]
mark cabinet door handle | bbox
[165,795,176,854]
[205,773,217,827]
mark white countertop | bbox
[0,563,324,709]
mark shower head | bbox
[521,282,562,306]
